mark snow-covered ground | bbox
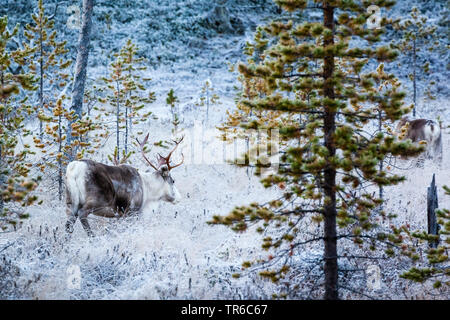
[1,57,448,298]
[0,53,284,299]
[0,164,279,299]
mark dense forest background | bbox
[1,0,448,94]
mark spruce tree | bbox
[210,0,423,299]
[0,16,39,230]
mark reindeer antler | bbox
[158,135,185,171]
[136,133,159,171]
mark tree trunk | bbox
[69,0,94,155]
[427,174,439,248]
[58,114,63,201]
[125,71,132,155]
[39,21,44,137]
[322,5,338,300]
[206,86,209,124]
[0,70,5,212]
[378,110,383,204]
[413,38,417,117]
[128,114,133,138]
[116,81,120,161]
[125,104,128,155]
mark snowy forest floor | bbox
[1,131,449,299]
[0,10,449,297]
[1,52,449,298]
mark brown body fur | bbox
[65,160,144,236]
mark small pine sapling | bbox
[166,88,181,134]
[393,7,439,117]
[34,93,96,200]
[24,0,71,135]
[196,79,220,125]
[99,39,156,164]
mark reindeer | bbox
[65,135,184,237]
[395,117,443,166]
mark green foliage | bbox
[107,146,132,165]
[210,0,423,299]
[24,0,71,134]
[0,15,39,230]
[401,186,450,291]
[166,88,181,133]
[34,95,98,199]
[24,0,97,200]
[195,79,221,124]
[393,7,439,110]
[98,39,156,164]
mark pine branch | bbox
[277,73,323,79]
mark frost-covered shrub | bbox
[0,253,21,299]
[0,246,42,300]
[0,0,273,65]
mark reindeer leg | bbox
[437,152,443,167]
[65,198,78,233]
[65,213,78,233]
[435,133,443,166]
[418,157,425,169]
[78,206,95,237]
[413,152,425,168]
[79,204,118,237]
[79,215,94,237]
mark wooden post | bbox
[427,174,439,248]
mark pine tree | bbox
[25,0,89,201]
[219,59,291,138]
[210,0,424,299]
[393,7,439,117]
[99,39,156,163]
[166,88,181,134]
[82,81,108,156]
[24,0,71,135]
[0,16,39,230]
[34,95,95,200]
[196,79,220,125]
[218,59,296,178]
[84,81,101,117]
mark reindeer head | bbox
[136,134,184,203]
